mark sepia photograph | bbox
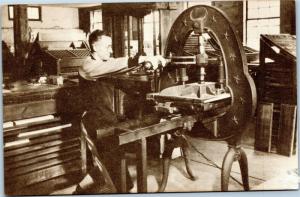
[1,0,298,195]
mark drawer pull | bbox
[3,122,14,129]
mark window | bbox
[124,16,139,57]
[246,0,280,50]
[8,5,42,21]
[90,9,103,32]
[123,11,160,57]
[143,11,160,56]
[186,1,212,8]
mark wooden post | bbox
[112,15,125,57]
[280,0,296,35]
[13,5,29,79]
[78,8,91,34]
[137,17,144,54]
[127,15,132,57]
[152,12,157,55]
[158,10,162,55]
[102,12,113,37]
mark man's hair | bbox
[88,30,106,52]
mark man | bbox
[75,29,167,193]
[79,30,166,80]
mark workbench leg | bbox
[136,138,147,193]
[181,135,196,180]
[120,157,127,193]
[221,146,249,191]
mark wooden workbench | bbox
[3,81,83,121]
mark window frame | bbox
[8,5,42,21]
[90,9,103,32]
[245,0,280,50]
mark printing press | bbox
[80,5,257,192]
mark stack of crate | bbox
[255,34,297,156]
[2,84,83,195]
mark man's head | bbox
[89,30,112,60]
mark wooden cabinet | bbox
[3,83,83,195]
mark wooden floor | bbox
[51,135,298,194]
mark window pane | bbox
[270,0,280,8]
[27,7,39,20]
[9,6,14,19]
[248,1,259,9]
[93,10,102,23]
[247,8,258,18]
[144,12,154,56]
[247,18,280,49]
[247,0,280,19]
[93,23,103,30]
[144,12,152,23]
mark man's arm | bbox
[81,57,129,79]
[80,55,169,80]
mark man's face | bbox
[93,35,113,60]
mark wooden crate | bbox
[257,34,297,156]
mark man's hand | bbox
[138,55,168,70]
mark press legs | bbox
[221,145,249,191]
[181,135,196,180]
[239,148,249,190]
[157,127,250,192]
[158,144,173,192]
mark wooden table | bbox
[116,115,198,192]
